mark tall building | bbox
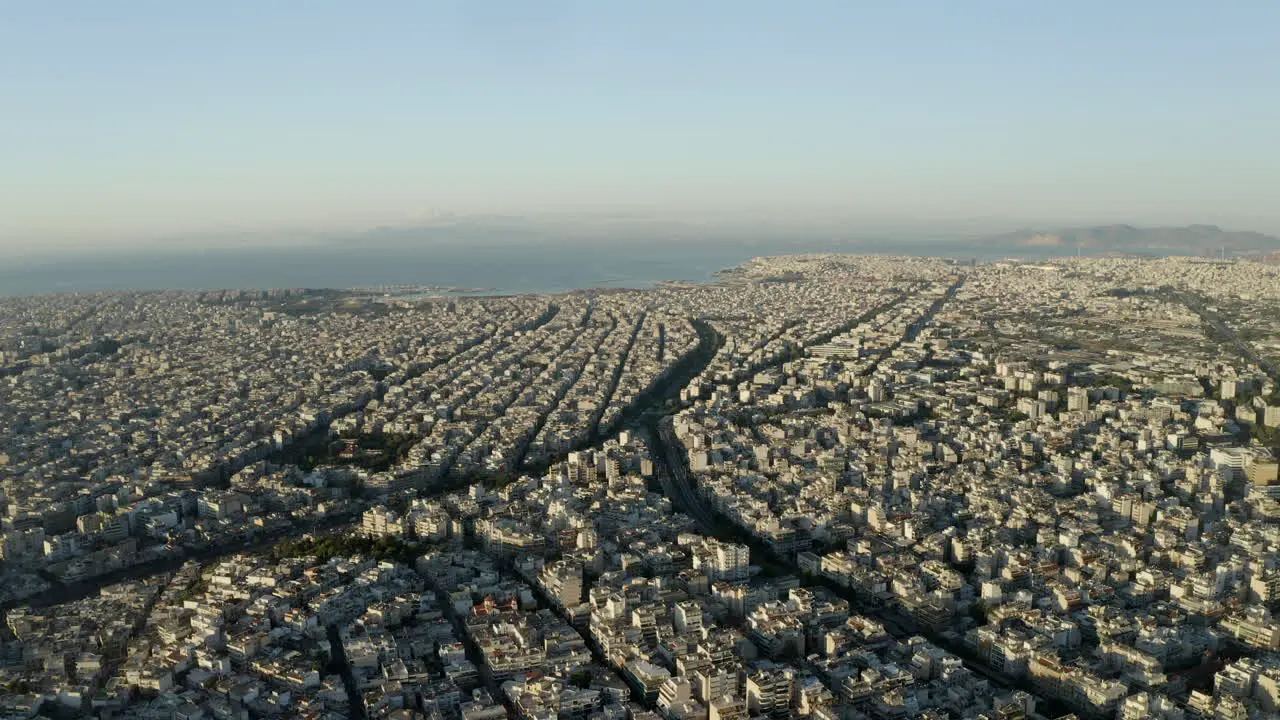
[657,677,693,714]
[709,695,747,720]
[625,659,672,704]
[713,542,751,582]
[541,561,584,608]
[1247,459,1279,487]
[1067,388,1090,412]
[746,667,795,716]
[695,666,739,704]
[1211,447,1254,483]
[673,600,704,634]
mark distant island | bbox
[979,224,1280,255]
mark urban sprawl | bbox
[2,254,1280,720]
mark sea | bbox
[0,236,1084,298]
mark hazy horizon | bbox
[3,2,1280,255]
[6,212,1280,265]
[0,231,1146,298]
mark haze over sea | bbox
[0,235,1104,298]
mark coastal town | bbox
[3,254,1280,720]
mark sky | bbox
[2,1,1280,254]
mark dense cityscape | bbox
[2,254,1280,720]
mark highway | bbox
[859,275,964,377]
[645,390,1061,707]
[326,623,368,720]
[6,315,725,613]
[1176,290,1279,384]
[639,277,1074,710]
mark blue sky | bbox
[2,1,1279,251]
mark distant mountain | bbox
[980,224,1280,255]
